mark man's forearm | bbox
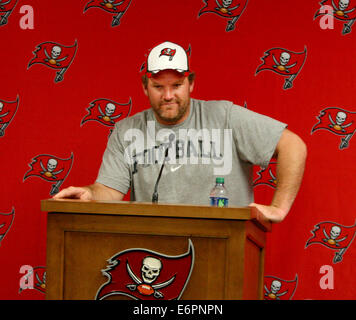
[271,130,307,217]
[83,182,125,201]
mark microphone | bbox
[152,133,175,203]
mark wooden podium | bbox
[41,199,271,300]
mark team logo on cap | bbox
[159,48,176,61]
[311,107,356,149]
[314,0,356,35]
[198,0,249,32]
[23,153,74,195]
[256,46,307,90]
[306,221,356,263]
[0,0,18,26]
[28,40,78,83]
[264,275,298,300]
[95,240,194,300]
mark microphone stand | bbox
[152,134,175,203]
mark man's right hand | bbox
[53,186,93,200]
[52,182,125,201]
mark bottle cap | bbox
[216,177,224,184]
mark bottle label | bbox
[210,197,228,207]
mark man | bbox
[53,41,307,223]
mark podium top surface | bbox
[41,199,271,231]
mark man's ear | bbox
[189,79,195,93]
[142,82,148,96]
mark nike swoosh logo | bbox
[170,165,182,173]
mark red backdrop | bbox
[1,0,356,300]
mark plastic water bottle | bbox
[209,177,229,207]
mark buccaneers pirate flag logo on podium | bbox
[95,240,195,300]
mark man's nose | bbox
[163,87,174,101]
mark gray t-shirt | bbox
[96,98,287,206]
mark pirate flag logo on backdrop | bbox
[0,208,15,246]
[264,275,298,300]
[253,161,277,189]
[198,0,249,32]
[83,0,132,27]
[27,40,78,83]
[256,47,307,90]
[311,107,356,149]
[0,0,18,26]
[81,98,132,127]
[314,0,356,35]
[23,153,74,196]
[0,95,19,137]
[306,221,356,263]
[95,239,195,300]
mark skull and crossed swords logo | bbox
[272,52,297,74]
[264,275,298,300]
[126,256,176,298]
[43,46,68,67]
[264,280,287,300]
[306,221,356,264]
[95,240,194,300]
[311,107,356,150]
[215,0,239,15]
[39,158,64,180]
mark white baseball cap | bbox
[146,41,189,77]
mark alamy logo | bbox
[315,0,356,35]
[123,121,233,175]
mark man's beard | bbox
[151,98,190,124]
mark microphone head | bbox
[168,133,175,143]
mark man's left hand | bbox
[248,203,288,223]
